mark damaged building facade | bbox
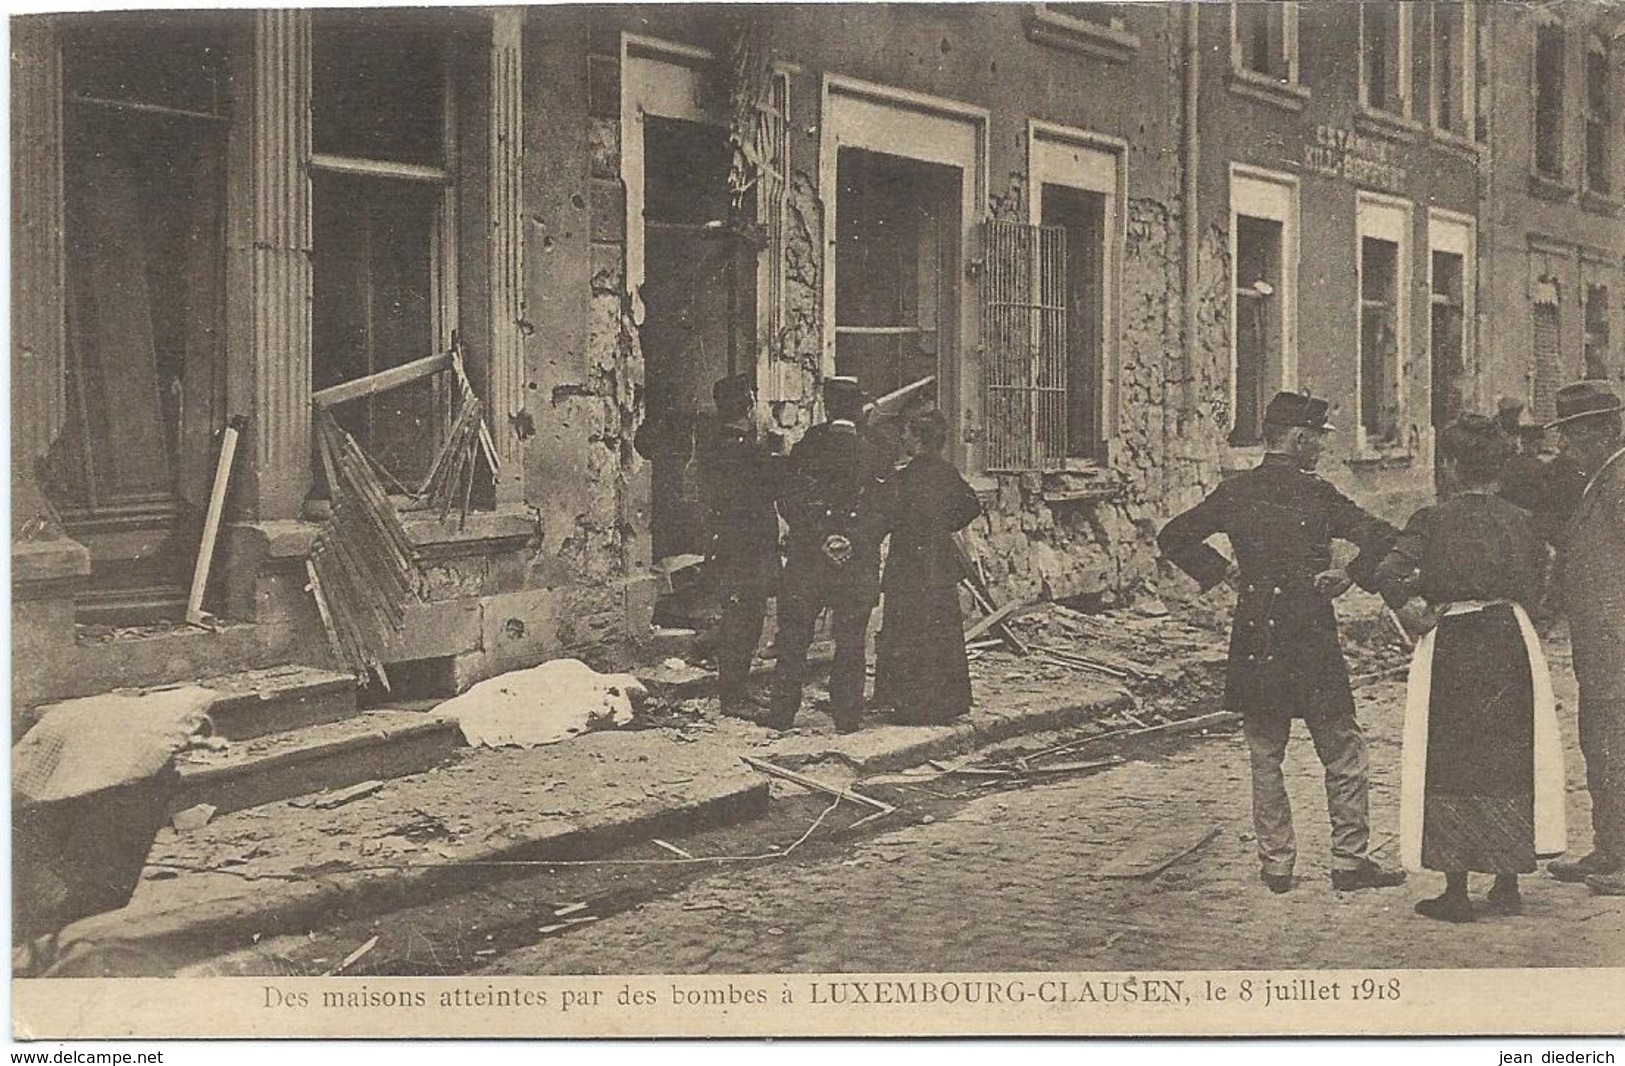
[11,4,1624,715]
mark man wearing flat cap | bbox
[1544,381,1625,893]
[768,376,888,733]
[1159,391,1406,894]
[702,373,785,720]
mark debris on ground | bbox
[311,780,384,810]
[171,804,218,833]
[1092,824,1223,879]
[440,659,646,748]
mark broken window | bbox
[1535,22,1566,179]
[1041,185,1106,461]
[1232,217,1285,447]
[834,147,957,409]
[310,13,452,489]
[54,19,232,523]
[1587,38,1613,195]
[1361,2,1409,115]
[983,220,1067,472]
[1430,249,1467,430]
[1360,236,1403,446]
[1431,2,1472,135]
[1234,1,1298,84]
[1585,284,1612,380]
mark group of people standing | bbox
[698,373,981,735]
[1160,382,1625,917]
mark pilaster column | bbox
[10,18,66,480]
[489,8,526,504]
[244,9,313,519]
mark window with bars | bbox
[1587,39,1613,195]
[1585,284,1612,379]
[1532,299,1562,423]
[1535,22,1566,180]
[310,12,456,490]
[982,219,1069,472]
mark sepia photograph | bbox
[7,0,1625,1042]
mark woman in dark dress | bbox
[1376,415,1566,922]
[874,410,983,725]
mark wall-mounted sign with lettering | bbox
[1303,125,1407,190]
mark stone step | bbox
[171,710,460,818]
[197,665,359,741]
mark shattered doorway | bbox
[48,19,232,624]
[833,147,959,414]
[635,115,757,627]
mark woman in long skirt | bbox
[1376,414,1566,921]
[873,409,983,725]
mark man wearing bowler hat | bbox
[768,376,887,733]
[1543,381,1625,892]
[1159,391,1406,894]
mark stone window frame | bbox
[1582,32,1619,211]
[1426,207,1477,457]
[1023,3,1141,65]
[1227,165,1301,455]
[818,73,988,476]
[1227,1,1308,112]
[1026,120,1126,469]
[1531,15,1570,190]
[1353,191,1415,458]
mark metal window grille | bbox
[983,219,1068,472]
[1532,301,1561,423]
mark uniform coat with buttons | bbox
[1158,453,1399,722]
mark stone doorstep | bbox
[197,665,360,742]
[171,711,460,819]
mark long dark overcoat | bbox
[777,421,888,612]
[1157,453,1398,722]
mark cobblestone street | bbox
[481,628,1625,976]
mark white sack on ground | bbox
[13,686,216,803]
[441,658,646,749]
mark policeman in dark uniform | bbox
[767,376,887,733]
[701,373,784,720]
[1158,392,1406,894]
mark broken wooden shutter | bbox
[1531,299,1562,423]
[982,219,1067,472]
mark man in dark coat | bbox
[1544,381,1625,893]
[767,376,887,733]
[1497,398,1586,549]
[1158,392,1406,894]
[702,373,784,720]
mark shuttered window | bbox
[983,219,1068,472]
[1532,302,1562,423]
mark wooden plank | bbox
[185,416,247,625]
[739,756,894,815]
[312,351,453,409]
[308,152,450,184]
[964,601,1021,643]
[1091,824,1223,879]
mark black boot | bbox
[1485,874,1522,915]
[1415,872,1474,922]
